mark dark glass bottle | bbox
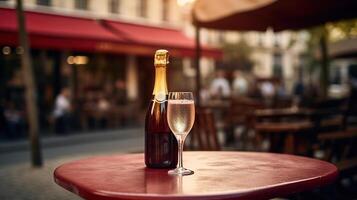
[145,50,178,168]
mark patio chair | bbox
[187,108,221,151]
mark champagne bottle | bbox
[145,50,178,168]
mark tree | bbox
[326,19,357,41]
[16,0,43,167]
[221,39,254,72]
[305,18,357,98]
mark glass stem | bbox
[178,135,185,169]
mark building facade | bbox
[0,0,222,133]
[0,0,307,134]
[1,0,307,93]
[178,0,307,92]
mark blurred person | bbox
[97,94,111,128]
[232,70,248,97]
[260,81,275,98]
[98,95,111,111]
[53,88,71,134]
[293,80,305,107]
[277,82,286,98]
[3,101,24,139]
[260,81,275,106]
[210,70,231,99]
[293,80,305,97]
[247,75,261,99]
[292,68,306,107]
[275,82,290,108]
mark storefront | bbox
[0,7,221,134]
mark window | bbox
[162,0,169,21]
[75,0,88,10]
[37,0,51,6]
[218,32,225,44]
[138,0,147,17]
[109,0,120,14]
[273,53,283,78]
[274,34,282,47]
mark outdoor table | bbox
[254,107,315,154]
[54,151,337,200]
[254,121,314,154]
[254,107,313,119]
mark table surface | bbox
[54,151,338,200]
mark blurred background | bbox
[0,0,356,199]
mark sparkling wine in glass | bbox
[167,92,195,176]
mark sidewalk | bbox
[0,128,144,200]
[0,128,144,153]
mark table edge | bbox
[53,151,339,200]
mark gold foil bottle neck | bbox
[154,49,169,66]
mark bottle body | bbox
[145,49,178,168]
[145,97,178,168]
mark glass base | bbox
[168,167,194,176]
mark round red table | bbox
[54,151,338,200]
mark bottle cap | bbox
[154,49,169,66]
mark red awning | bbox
[103,20,221,58]
[0,7,221,58]
[0,7,124,51]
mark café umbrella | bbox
[192,0,357,101]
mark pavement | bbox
[0,128,144,200]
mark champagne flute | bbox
[167,92,195,176]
